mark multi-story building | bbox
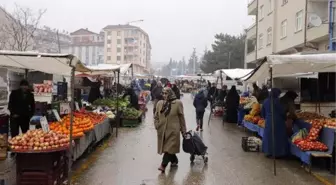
[245,0,329,65]
[103,24,151,74]
[65,28,104,66]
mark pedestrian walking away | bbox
[154,87,187,173]
[151,81,163,114]
[193,89,208,131]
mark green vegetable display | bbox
[123,108,142,119]
[93,97,130,109]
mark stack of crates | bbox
[16,151,68,185]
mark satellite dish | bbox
[308,13,322,27]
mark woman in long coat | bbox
[225,86,240,123]
[154,87,187,172]
[261,88,288,158]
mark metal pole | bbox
[329,0,336,51]
[68,67,75,184]
[228,52,231,69]
[193,48,196,74]
[56,30,61,53]
[116,71,120,137]
[269,67,276,176]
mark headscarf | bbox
[160,87,177,117]
[270,88,281,98]
[284,90,298,100]
[228,85,238,96]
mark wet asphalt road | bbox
[74,94,322,185]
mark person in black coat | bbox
[123,88,139,110]
[8,80,35,137]
[225,85,240,124]
[88,81,102,103]
[193,90,208,131]
[172,84,180,99]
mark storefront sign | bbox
[52,109,61,121]
[75,102,80,111]
[60,102,70,115]
[40,116,49,132]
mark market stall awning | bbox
[76,63,132,76]
[215,68,254,79]
[0,50,90,76]
[242,53,336,82]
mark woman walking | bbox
[154,87,187,172]
[225,86,240,123]
[193,90,208,131]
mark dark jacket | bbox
[8,89,35,117]
[193,92,208,112]
[208,86,216,99]
[172,86,180,99]
[217,89,227,102]
[88,81,102,103]
[123,88,139,110]
[152,86,163,100]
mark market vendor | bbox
[261,88,288,158]
[123,88,139,110]
[88,79,102,103]
[8,80,35,137]
[280,90,298,136]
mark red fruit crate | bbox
[16,151,68,185]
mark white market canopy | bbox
[242,53,336,82]
[0,50,90,76]
[214,68,254,79]
[76,63,132,76]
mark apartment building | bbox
[65,28,104,65]
[245,0,330,65]
[103,24,151,74]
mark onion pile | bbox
[9,129,70,152]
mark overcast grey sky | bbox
[1,0,253,64]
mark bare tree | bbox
[0,4,46,51]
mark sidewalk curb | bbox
[311,172,334,185]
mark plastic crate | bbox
[122,119,140,127]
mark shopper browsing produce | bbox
[261,88,288,158]
[8,80,35,137]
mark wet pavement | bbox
[73,95,323,185]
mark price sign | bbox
[40,116,49,132]
[52,109,61,121]
[60,102,70,115]
[75,102,80,111]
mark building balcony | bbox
[248,0,257,15]
[245,50,256,63]
[306,23,329,42]
[246,23,256,39]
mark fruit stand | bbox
[242,103,265,137]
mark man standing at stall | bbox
[8,80,35,137]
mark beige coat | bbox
[154,99,187,155]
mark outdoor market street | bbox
[73,94,322,185]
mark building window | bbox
[117,39,121,44]
[107,48,111,52]
[282,0,288,6]
[107,56,111,60]
[281,20,287,38]
[117,31,121,36]
[259,5,264,19]
[267,28,272,45]
[117,56,121,61]
[258,34,264,49]
[268,0,273,13]
[107,31,111,35]
[295,10,303,32]
[117,48,121,52]
[107,40,111,44]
